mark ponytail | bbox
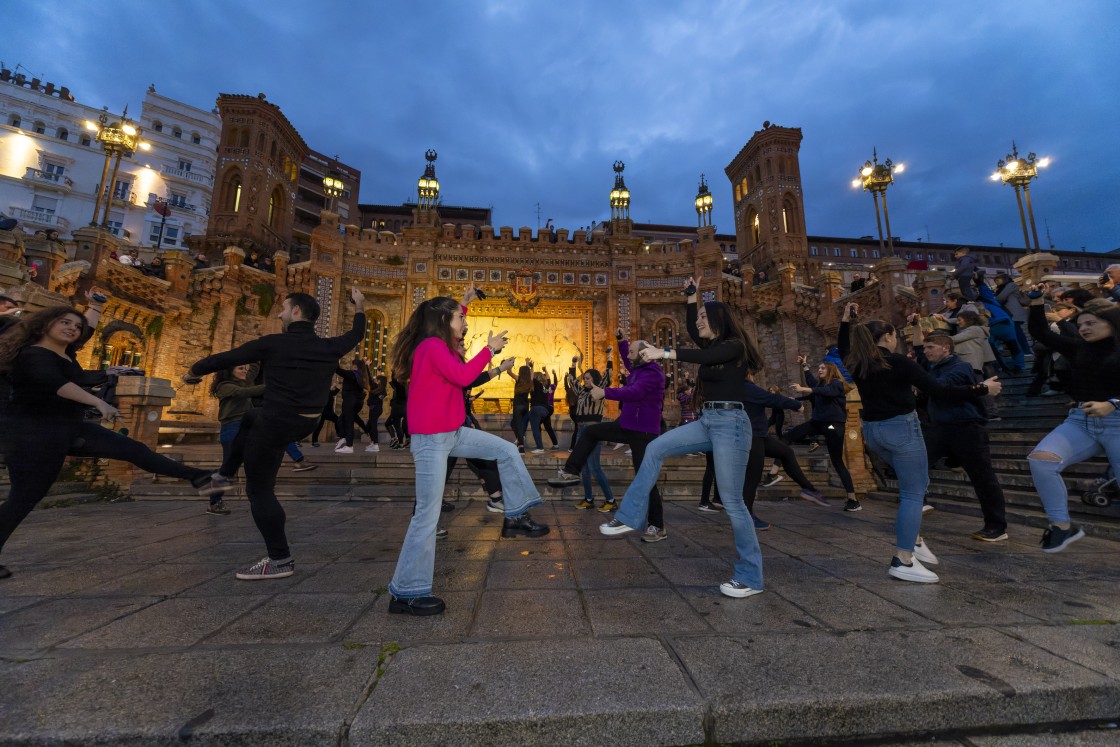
[844,320,894,378]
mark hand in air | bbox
[487,330,509,354]
[590,385,606,401]
[639,347,665,363]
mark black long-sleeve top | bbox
[802,369,847,423]
[744,382,802,437]
[529,379,549,408]
[8,346,92,419]
[336,367,367,401]
[837,321,990,422]
[189,314,365,416]
[389,378,408,407]
[681,301,749,405]
[1028,303,1119,402]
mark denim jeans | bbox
[861,411,928,553]
[614,408,763,590]
[389,427,543,598]
[988,319,1025,371]
[581,442,614,503]
[1030,408,1120,524]
[527,405,549,449]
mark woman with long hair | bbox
[1025,295,1120,552]
[600,277,768,600]
[569,367,615,511]
[510,364,533,452]
[334,358,370,454]
[365,372,387,452]
[386,294,548,616]
[0,306,217,579]
[385,373,409,449]
[789,355,858,510]
[526,371,559,453]
[838,302,1001,583]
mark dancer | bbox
[510,364,532,452]
[1025,295,1120,552]
[568,367,615,511]
[565,350,614,451]
[387,295,548,616]
[365,372,387,452]
[527,371,558,452]
[0,305,218,578]
[335,358,370,453]
[838,302,1001,584]
[789,354,858,511]
[311,379,340,447]
[385,373,409,449]
[184,288,367,580]
[599,277,767,599]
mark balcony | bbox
[8,206,70,232]
[160,164,213,186]
[23,167,74,194]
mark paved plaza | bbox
[1,493,1119,746]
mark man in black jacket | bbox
[186,288,366,580]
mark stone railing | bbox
[287,261,312,294]
[51,259,90,298]
[190,266,228,304]
[24,167,74,190]
[160,164,213,186]
[99,260,171,307]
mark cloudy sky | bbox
[9,0,1118,252]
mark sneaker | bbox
[365,443,379,453]
[698,501,723,513]
[235,556,295,580]
[547,470,581,487]
[401,438,410,449]
[389,439,399,449]
[972,527,1009,542]
[624,448,632,455]
[311,442,320,448]
[206,500,231,515]
[922,503,935,514]
[762,474,785,488]
[291,461,318,472]
[335,438,347,450]
[597,501,618,513]
[575,499,594,510]
[517,444,525,454]
[798,488,830,508]
[334,445,354,454]
[194,472,230,497]
[600,519,635,536]
[436,528,448,539]
[752,515,771,531]
[641,525,668,543]
[530,448,545,454]
[441,501,455,513]
[888,555,939,583]
[913,538,939,565]
[808,442,820,453]
[612,442,625,450]
[1040,525,1085,554]
[843,499,862,512]
[486,498,505,513]
[1040,387,1064,397]
[719,580,764,599]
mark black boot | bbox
[502,512,550,538]
[0,564,11,579]
[388,595,445,616]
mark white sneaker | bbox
[365,443,379,452]
[888,556,939,583]
[624,448,632,455]
[599,519,635,536]
[335,438,346,450]
[913,538,939,565]
[762,474,785,488]
[921,503,935,514]
[719,580,764,598]
[530,448,545,454]
[335,445,354,454]
[612,443,625,450]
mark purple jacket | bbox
[604,340,665,435]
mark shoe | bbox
[710,500,725,511]
[402,439,410,449]
[762,474,785,488]
[600,519,635,536]
[697,501,723,513]
[1040,525,1085,554]
[388,594,445,616]
[808,442,821,453]
[612,443,625,450]
[1040,387,1064,397]
[335,438,346,450]
[194,472,230,497]
[311,442,320,448]
[291,461,318,472]
[844,499,862,512]
[502,512,550,538]
[436,527,448,539]
[389,439,399,449]
[597,501,618,513]
[517,444,525,453]
[913,538,939,565]
[235,556,295,580]
[0,564,10,579]
[972,527,1009,542]
[530,448,545,454]
[441,501,455,513]
[719,580,764,599]
[365,443,379,452]
[752,515,771,531]
[799,488,831,508]
[547,470,581,488]
[575,499,594,510]
[624,448,632,455]
[486,498,505,513]
[334,445,354,454]
[206,500,231,515]
[888,555,939,583]
[641,525,668,543]
[922,503,935,514]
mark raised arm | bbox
[1027,295,1080,358]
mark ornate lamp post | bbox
[322,170,345,213]
[694,174,713,227]
[416,150,440,208]
[609,161,630,221]
[85,111,149,227]
[851,148,904,256]
[990,142,1049,252]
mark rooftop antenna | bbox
[535,202,542,230]
[1044,218,1055,250]
[924,224,931,242]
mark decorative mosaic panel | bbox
[455,268,469,281]
[562,272,575,285]
[341,263,407,279]
[414,261,428,273]
[594,272,608,286]
[636,277,688,289]
[315,275,334,338]
[617,268,631,281]
[578,273,591,285]
[546,271,559,284]
[489,269,503,282]
[533,272,542,283]
[702,290,717,303]
[412,286,427,308]
[617,294,631,332]
[438,267,452,280]
[473,269,486,282]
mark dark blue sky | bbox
[9,1,1119,251]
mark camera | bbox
[475,287,487,300]
[1100,272,1110,287]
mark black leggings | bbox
[763,436,815,490]
[564,420,662,528]
[784,420,854,493]
[338,394,365,447]
[385,404,408,443]
[366,400,384,442]
[312,410,338,443]
[702,437,766,512]
[0,419,208,555]
[511,403,529,445]
[447,456,502,496]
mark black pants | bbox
[784,420,855,493]
[568,419,580,450]
[703,437,766,512]
[924,422,1007,533]
[366,400,384,443]
[386,404,408,443]
[564,420,662,528]
[511,403,529,446]
[763,435,815,490]
[312,410,338,444]
[0,419,208,555]
[542,407,558,447]
[447,456,502,496]
[339,394,363,447]
[220,407,318,560]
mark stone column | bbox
[1013,252,1060,287]
[912,270,948,315]
[161,250,193,297]
[842,389,877,495]
[223,245,246,270]
[97,376,177,492]
[817,270,844,304]
[271,249,290,294]
[0,228,29,289]
[22,235,68,289]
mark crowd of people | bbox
[0,259,1116,617]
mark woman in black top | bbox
[1026,295,1120,553]
[0,306,215,579]
[311,382,340,446]
[365,373,387,452]
[510,364,533,453]
[838,302,1000,584]
[789,355,857,506]
[601,277,768,601]
[334,359,370,453]
[386,375,409,449]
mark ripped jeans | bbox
[1029,408,1120,524]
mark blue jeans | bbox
[581,442,613,503]
[614,409,763,590]
[1030,408,1120,524]
[217,420,303,505]
[389,427,543,598]
[527,405,548,449]
[861,412,928,553]
[988,319,1024,371]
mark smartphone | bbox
[475,288,487,300]
[91,291,108,303]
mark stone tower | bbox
[725,123,809,282]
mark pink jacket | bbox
[406,337,493,434]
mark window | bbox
[172,127,182,139]
[178,159,192,172]
[833,247,841,257]
[33,120,46,134]
[43,162,65,179]
[751,214,760,244]
[810,246,818,256]
[31,195,58,214]
[106,219,124,236]
[872,249,880,258]
[782,208,788,233]
[56,127,68,141]
[113,179,131,200]
[8,114,20,128]
[169,193,189,208]
[191,133,201,144]
[734,184,741,202]
[153,121,163,132]
[80,134,91,146]
[850,249,859,258]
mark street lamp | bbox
[851,148,904,256]
[609,161,630,221]
[322,170,345,213]
[990,141,1049,252]
[694,174,713,227]
[416,150,439,208]
[85,111,149,228]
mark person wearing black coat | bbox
[788,355,856,506]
